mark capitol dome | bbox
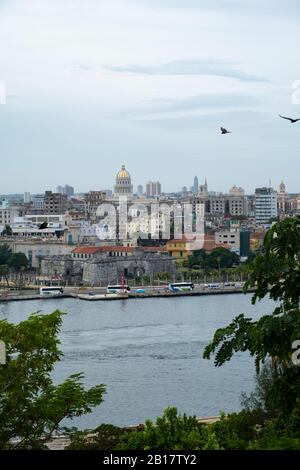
[114,164,133,196]
[116,164,131,180]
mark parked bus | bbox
[168,282,194,292]
[106,285,130,294]
[39,286,64,296]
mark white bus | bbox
[106,285,130,294]
[39,286,64,296]
[168,282,194,292]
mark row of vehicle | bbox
[107,283,195,293]
[202,282,244,289]
[39,281,245,297]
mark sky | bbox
[0,0,300,194]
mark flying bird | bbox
[220,127,231,134]
[38,221,48,230]
[279,115,300,123]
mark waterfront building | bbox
[165,237,191,261]
[40,246,175,286]
[0,239,73,269]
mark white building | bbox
[255,187,278,226]
[11,214,66,238]
[24,192,31,203]
[32,194,45,211]
[0,206,19,227]
[215,230,240,253]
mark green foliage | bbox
[1,225,12,236]
[188,248,239,270]
[204,217,300,371]
[202,217,300,449]
[206,248,240,269]
[203,309,300,372]
[0,310,105,449]
[66,424,123,450]
[249,428,300,450]
[0,243,12,265]
[7,252,29,270]
[119,407,215,450]
[0,264,9,286]
[188,249,207,269]
[155,272,171,281]
[247,216,300,310]
[211,410,265,450]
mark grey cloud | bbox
[106,59,268,82]
[124,93,260,119]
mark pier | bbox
[0,285,254,303]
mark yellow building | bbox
[165,238,191,261]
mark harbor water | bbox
[0,293,273,428]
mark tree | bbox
[203,217,300,433]
[206,248,240,269]
[0,310,105,449]
[0,265,9,286]
[204,216,300,372]
[188,249,207,269]
[120,407,219,450]
[2,224,12,236]
[7,253,29,271]
[0,243,12,265]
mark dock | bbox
[0,287,254,303]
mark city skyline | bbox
[0,0,300,193]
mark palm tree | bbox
[0,265,10,287]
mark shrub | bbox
[119,407,217,450]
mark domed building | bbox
[229,184,245,197]
[114,164,133,196]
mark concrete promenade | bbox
[0,285,254,303]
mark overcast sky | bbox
[0,0,299,194]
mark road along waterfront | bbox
[0,293,274,428]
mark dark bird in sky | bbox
[38,221,48,230]
[279,114,300,123]
[220,127,231,134]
